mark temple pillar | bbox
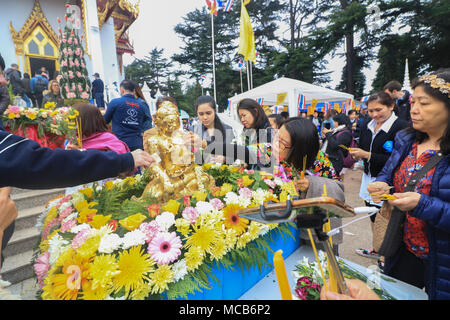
[84,0,104,78]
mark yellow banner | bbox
[334,103,341,113]
[237,0,256,63]
[307,99,318,116]
[276,92,288,105]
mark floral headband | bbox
[419,74,450,98]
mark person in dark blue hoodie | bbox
[104,80,150,151]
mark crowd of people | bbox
[0,48,449,299]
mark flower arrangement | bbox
[2,103,79,141]
[33,164,299,300]
[292,252,396,300]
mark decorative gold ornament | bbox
[419,74,450,98]
[139,101,215,203]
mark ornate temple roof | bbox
[96,0,140,54]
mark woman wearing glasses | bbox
[272,117,345,253]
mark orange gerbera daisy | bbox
[223,204,249,235]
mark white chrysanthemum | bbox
[223,192,240,205]
[172,259,188,282]
[257,223,270,236]
[90,225,113,238]
[48,234,70,265]
[61,212,78,224]
[274,177,284,186]
[121,229,147,250]
[238,196,252,208]
[155,211,176,231]
[70,192,85,207]
[70,223,91,234]
[252,188,267,205]
[98,233,123,254]
[195,201,214,216]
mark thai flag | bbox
[227,99,231,111]
[237,59,243,72]
[257,98,264,106]
[206,0,218,15]
[297,94,306,112]
[325,102,330,112]
[223,0,234,12]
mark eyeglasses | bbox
[274,132,292,150]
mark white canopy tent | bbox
[227,77,354,120]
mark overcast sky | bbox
[123,0,378,94]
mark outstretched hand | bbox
[320,279,380,300]
[131,150,156,169]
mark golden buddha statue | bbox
[140,101,215,202]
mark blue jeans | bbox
[22,94,31,108]
[94,93,105,108]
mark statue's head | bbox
[155,101,180,133]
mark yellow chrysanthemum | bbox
[192,190,207,202]
[79,187,94,200]
[43,206,58,231]
[162,199,181,214]
[119,213,147,231]
[220,164,228,171]
[223,204,249,235]
[230,166,239,173]
[281,181,299,197]
[112,246,154,299]
[88,254,120,292]
[77,235,102,259]
[8,112,17,119]
[242,175,254,187]
[202,163,213,170]
[209,237,228,261]
[81,280,110,300]
[225,229,238,250]
[40,239,50,253]
[185,222,220,254]
[88,214,111,229]
[149,264,174,295]
[175,218,191,236]
[247,221,262,241]
[122,176,135,187]
[236,232,252,250]
[279,190,288,203]
[26,112,37,120]
[104,180,114,191]
[185,246,204,271]
[43,251,90,300]
[44,101,56,110]
[220,183,233,197]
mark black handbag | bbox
[378,151,444,258]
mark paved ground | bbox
[339,167,378,268]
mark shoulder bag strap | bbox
[404,151,445,192]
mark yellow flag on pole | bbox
[307,99,318,116]
[237,0,256,63]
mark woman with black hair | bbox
[367,69,450,299]
[188,95,234,163]
[237,98,274,170]
[350,91,409,260]
[268,113,284,129]
[272,117,345,253]
[320,113,353,177]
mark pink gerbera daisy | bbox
[148,232,182,265]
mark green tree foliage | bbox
[125,47,173,91]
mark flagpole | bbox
[246,60,251,92]
[249,60,253,89]
[240,68,243,93]
[211,13,217,111]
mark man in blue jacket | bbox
[104,80,150,151]
[92,73,105,109]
